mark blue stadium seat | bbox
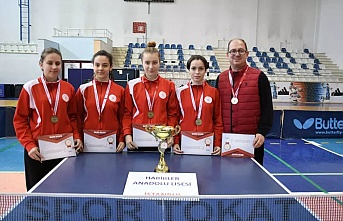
[304,48,310,53]
[177,49,183,55]
[158,44,164,49]
[189,44,195,50]
[210,55,216,61]
[301,63,308,69]
[282,63,288,69]
[259,57,265,63]
[138,64,144,71]
[313,69,320,76]
[285,52,291,58]
[177,44,183,49]
[265,56,271,63]
[165,44,170,49]
[247,57,253,62]
[274,52,279,57]
[290,58,296,63]
[267,67,274,75]
[276,62,282,69]
[250,61,256,67]
[141,43,146,48]
[313,63,320,70]
[263,62,269,68]
[166,65,172,72]
[128,43,134,48]
[269,47,275,52]
[278,57,283,63]
[261,52,267,57]
[131,64,137,69]
[134,43,140,48]
[314,59,320,64]
[171,44,177,49]
[309,53,315,59]
[287,68,293,75]
[271,57,278,63]
[281,48,287,53]
[255,51,261,57]
[214,69,221,73]
[252,46,258,52]
[206,45,213,50]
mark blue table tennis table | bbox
[2,152,320,220]
[31,152,288,195]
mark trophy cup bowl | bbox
[144,125,181,173]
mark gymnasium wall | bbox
[0,0,342,83]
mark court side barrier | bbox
[0,107,15,137]
[282,110,343,139]
[1,193,342,220]
[266,110,282,138]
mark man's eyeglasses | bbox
[228,49,247,55]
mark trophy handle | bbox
[144,125,158,141]
[174,125,181,136]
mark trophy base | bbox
[154,168,170,173]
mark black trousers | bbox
[24,149,63,191]
[254,144,265,165]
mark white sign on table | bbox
[83,130,117,152]
[38,133,76,161]
[181,131,214,155]
[221,133,255,157]
[123,172,199,196]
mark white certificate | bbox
[181,131,214,155]
[83,130,117,152]
[38,133,76,161]
[132,124,159,148]
[221,133,255,157]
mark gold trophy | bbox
[144,125,181,173]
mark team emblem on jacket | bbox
[204,96,212,104]
[109,94,117,102]
[159,91,166,99]
[62,94,69,102]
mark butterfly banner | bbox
[282,110,343,138]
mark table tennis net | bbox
[1,193,342,220]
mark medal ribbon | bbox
[93,80,111,120]
[41,75,60,116]
[143,77,158,112]
[228,66,249,99]
[189,81,204,121]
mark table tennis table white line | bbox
[28,157,68,193]
[2,191,342,199]
[271,173,343,176]
[251,158,292,194]
[302,138,343,157]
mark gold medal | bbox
[195,118,202,126]
[51,115,58,124]
[231,97,238,104]
[148,111,154,118]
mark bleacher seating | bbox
[122,43,341,83]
